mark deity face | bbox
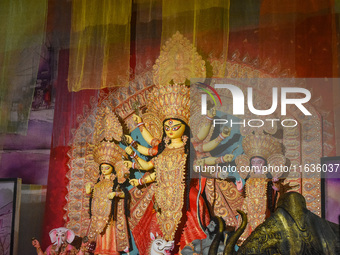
[100,163,113,176]
[250,157,266,169]
[164,119,185,139]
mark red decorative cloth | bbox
[131,180,210,255]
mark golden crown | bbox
[92,106,125,166]
[242,134,282,160]
[93,141,125,166]
[93,106,123,144]
[146,84,190,124]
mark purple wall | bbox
[0,116,53,185]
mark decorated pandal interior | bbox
[27,32,339,255]
[1,1,340,255]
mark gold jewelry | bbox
[182,135,188,145]
[148,147,158,156]
[215,156,226,164]
[163,136,170,147]
[217,133,225,142]
[130,151,137,159]
[150,138,160,147]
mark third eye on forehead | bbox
[252,158,265,164]
[165,119,182,126]
[164,123,182,128]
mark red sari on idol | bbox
[129,146,210,255]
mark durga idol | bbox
[124,84,209,254]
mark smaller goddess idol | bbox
[85,107,131,255]
[124,84,209,254]
[235,133,286,241]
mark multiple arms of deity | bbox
[129,172,156,186]
[192,107,236,179]
[124,134,159,157]
[124,135,150,156]
[196,107,216,141]
[190,107,244,191]
[123,110,238,185]
[196,107,231,151]
[126,110,235,161]
[131,114,156,147]
[85,108,238,191]
[124,146,155,171]
[123,114,156,186]
[194,107,234,164]
[124,114,160,157]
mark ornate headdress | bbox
[146,84,190,124]
[93,141,125,166]
[92,141,129,184]
[93,106,123,144]
[242,134,282,160]
[92,106,128,182]
[236,133,286,179]
[136,32,205,136]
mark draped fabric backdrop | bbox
[41,50,98,247]
[162,0,230,64]
[0,0,47,136]
[68,0,132,91]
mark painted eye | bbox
[165,126,170,131]
[172,125,181,131]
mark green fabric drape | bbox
[68,0,132,91]
[162,0,230,66]
[0,0,47,134]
